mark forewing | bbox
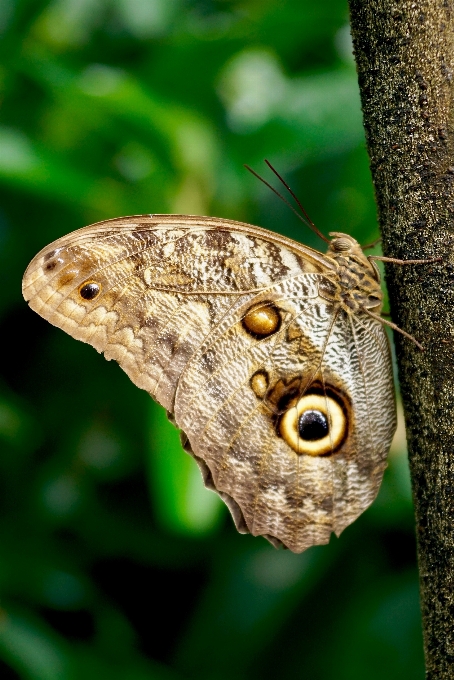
[22,214,327,413]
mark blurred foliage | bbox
[0,0,424,678]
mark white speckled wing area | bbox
[22,214,396,553]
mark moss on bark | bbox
[348,0,454,675]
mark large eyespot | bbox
[280,393,347,455]
[242,303,281,338]
[79,281,101,300]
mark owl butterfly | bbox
[22,185,428,552]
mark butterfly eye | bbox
[242,303,281,338]
[332,238,351,252]
[280,393,347,455]
[79,281,101,300]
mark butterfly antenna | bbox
[264,159,329,243]
[245,165,312,229]
[244,165,329,244]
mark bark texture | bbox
[348,0,454,676]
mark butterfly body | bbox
[23,215,396,553]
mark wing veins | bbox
[207,308,339,540]
[179,296,317,419]
[348,313,376,465]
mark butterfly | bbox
[23,193,418,554]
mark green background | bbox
[0,0,424,678]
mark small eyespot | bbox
[332,237,352,252]
[243,303,281,338]
[280,392,347,455]
[250,371,269,399]
[44,254,64,272]
[44,248,62,261]
[79,281,101,300]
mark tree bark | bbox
[348,1,454,676]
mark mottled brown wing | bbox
[22,214,395,553]
[22,214,329,410]
[174,287,396,553]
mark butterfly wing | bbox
[22,214,396,553]
[174,287,396,552]
[22,215,329,411]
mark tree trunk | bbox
[348,1,454,676]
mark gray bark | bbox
[348,0,454,676]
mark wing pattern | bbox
[22,215,396,553]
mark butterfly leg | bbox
[368,255,442,265]
[364,308,423,351]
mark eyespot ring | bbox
[78,281,101,301]
[280,392,347,456]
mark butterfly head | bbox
[327,232,379,275]
[330,235,353,251]
[328,232,363,255]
